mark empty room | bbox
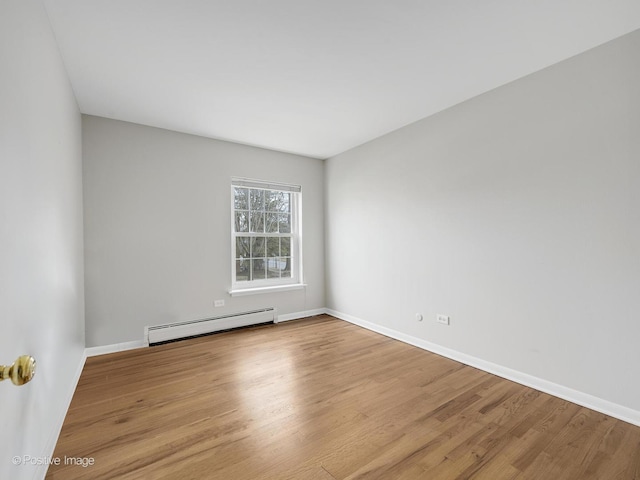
[2,0,640,479]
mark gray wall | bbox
[83,116,325,347]
[325,29,640,412]
[0,1,85,479]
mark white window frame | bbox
[229,177,304,296]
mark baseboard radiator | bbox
[145,308,276,346]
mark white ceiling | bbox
[43,0,640,159]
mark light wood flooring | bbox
[48,315,640,479]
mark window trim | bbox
[230,177,304,294]
[229,283,307,297]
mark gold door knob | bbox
[0,355,36,386]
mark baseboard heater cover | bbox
[145,308,276,345]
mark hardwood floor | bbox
[47,315,640,479]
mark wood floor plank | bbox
[48,315,640,479]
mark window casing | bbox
[231,178,302,291]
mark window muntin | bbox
[232,179,301,289]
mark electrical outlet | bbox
[214,300,225,308]
[437,314,450,325]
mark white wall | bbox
[82,116,325,347]
[0,1,85,479]
[326,29,640,414]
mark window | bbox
[231,178,302,294]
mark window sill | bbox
[229,283,307,297]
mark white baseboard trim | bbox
[277,308,328,323]
[85,340,146,357]
[326,308,640,427]
[36,348,87,480]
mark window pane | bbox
[250,189,265,211]
[281,257,291,278]
[280,237,290,256]
[265,190,277,211]
[266,191,290,213]
[266,237,280,257]
[251,237,265,257]
[265,213,278,233]
[280,193,290,212]
[235,211,248,232]
[267,258,281,278]
[251,258,266,280]
[250,212,264,233]
[234,187,248,210]
[236,236,250,259]
[279,213,291,233]
[236,259,249,282]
